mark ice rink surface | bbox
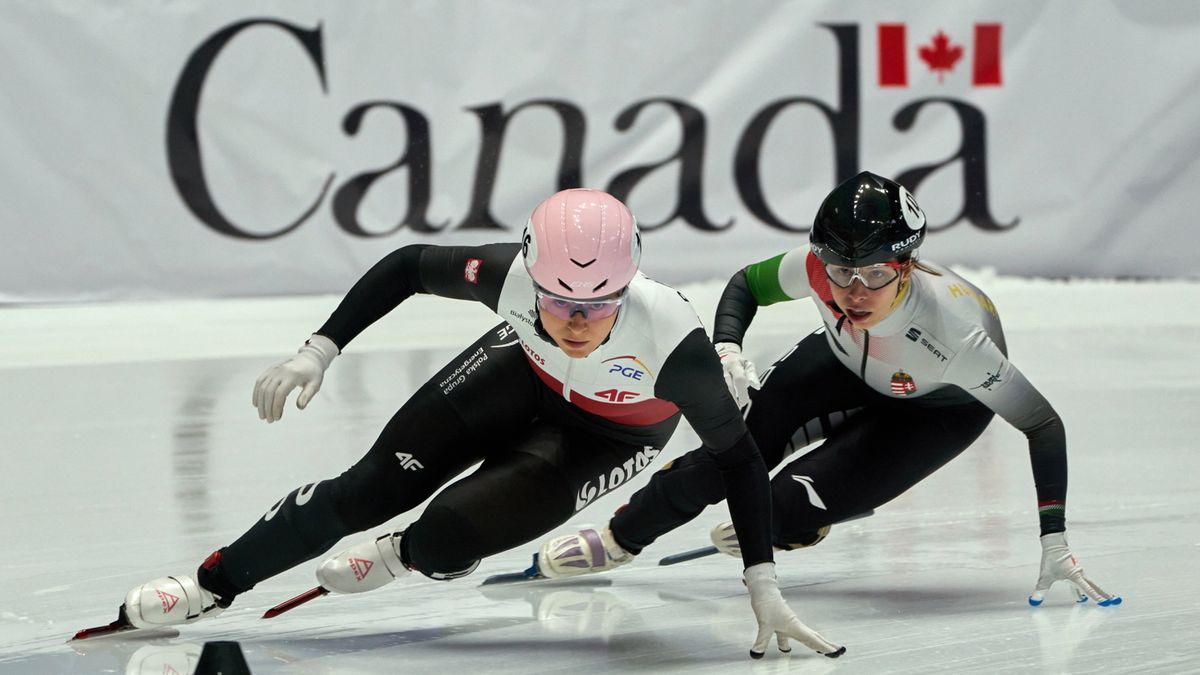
[1,272,1198,674]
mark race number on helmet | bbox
[523,189,642,300]
[809,172,927,268]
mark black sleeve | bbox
[655,328,774,567]
[317,243,520,349]
[1025,415,1068,534]
[712,269,760,346]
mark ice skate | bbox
[266,529,480,618]
[710,521,831,557]
[123,573,228,629]
[316,530,413,594]
[537,526,634,579]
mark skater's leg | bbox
[769,400,995,544]
[611,330,876,552]
[203,325,539,599]
[401,425,654,578]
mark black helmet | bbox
[810,171,926,267]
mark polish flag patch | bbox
[464,258,483,284]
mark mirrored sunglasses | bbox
[534,287,627,321]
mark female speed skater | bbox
[94,188,845,660]
[534,173,1120,642]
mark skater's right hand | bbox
[253,334,339,422]
[744,562,844,660]
[1028,531,1121,607]
[715,342,760,408]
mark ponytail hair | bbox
[896,251,941,277]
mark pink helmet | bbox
[522,188,641,299]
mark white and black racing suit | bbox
[613,244,1068,552]
[199,243,775,596]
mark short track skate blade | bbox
[658,545,719,566]
[70,606,180,641]
[262,586,329,619]
[481,554,546,586]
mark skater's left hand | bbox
[715,342,760,408]
[1028,532,1121,606]
[744,562,844,659]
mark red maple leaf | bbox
[917,30,963,83]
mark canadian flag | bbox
[878,23,1003,87]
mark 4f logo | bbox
[395,452,424,471]
[595,389,639,402]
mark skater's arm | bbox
[318,243,520,348]
[946,331,1067,534]
[714,246,813,346]
[656,328,774,568]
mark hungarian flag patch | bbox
[890,370,917,396]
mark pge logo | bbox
[602,355,654,381]
[608,365,644,380]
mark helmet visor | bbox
[824,262,903,290]
[534,285,627,321]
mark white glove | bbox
[744,562,844,659]
[715,342,760,408]
[253,334,339,423]
[1029,532,1121,606]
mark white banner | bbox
[2,1,1199,302]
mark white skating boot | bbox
[124,574,227,628]
[316,530,413,593]
[710,521,831,557]
[538,526,634,578]
[318,529,482,590]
